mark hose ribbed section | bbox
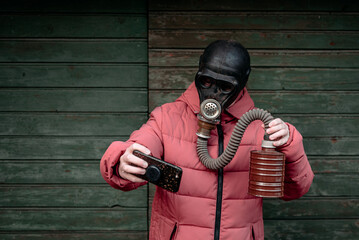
[197,108,274,170]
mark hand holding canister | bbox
[248,118,289,198]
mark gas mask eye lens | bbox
[218,81,234,93]
[199,77,214,88]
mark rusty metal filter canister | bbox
[248,142,285,198]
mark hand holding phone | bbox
[133,150,182,193]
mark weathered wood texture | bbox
[149,0,359,12]
[0,232,148,240]
[0,1,148,239]
[0,0,147,13]
[149,0,359,239]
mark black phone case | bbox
[133,150,182,193]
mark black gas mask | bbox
[195,40,251,114]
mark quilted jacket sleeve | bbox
[100,107,164,191]
[278,123,314,201]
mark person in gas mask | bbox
[100,40,314,240]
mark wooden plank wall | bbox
[0,1,149,239]
[149,0,359,239]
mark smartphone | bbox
[133,150,182,193]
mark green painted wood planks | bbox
[0,0,149,239]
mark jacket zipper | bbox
[214,124,224,240]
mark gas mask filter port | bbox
[196,99,222,139]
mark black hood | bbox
[195,40,251,110]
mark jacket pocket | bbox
[149,213,178,240]
[161,219,177,240]
[251,225,255,240]
[251,220,264,240]
[170,223,178,240]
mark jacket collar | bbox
[177,82,255,120]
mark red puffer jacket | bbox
[100,82,314,240]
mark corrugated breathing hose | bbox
[197,108,274,170]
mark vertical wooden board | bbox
[148,183,156,224]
